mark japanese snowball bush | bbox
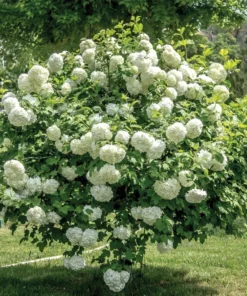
[0,22,244,292]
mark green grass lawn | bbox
[0,226,247,296]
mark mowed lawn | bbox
[0,226,247,296]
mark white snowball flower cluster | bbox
[90,185,113,202]
[106,103,119,116]
[207,103,222,122]
[185,189,207,203]
[130,207,143,220]
[176,81,188,96]
[82,48,96,64]
[154,179,181,200]
[91,71,107,87]
[166,122,187,144]
[26,206,46,224]
[103,269,130,292]
[141,206,163,225]
[157,240,173,253]
[165,87,178,100]
[213,85,230,102]
[48,53,64,73]
[86,164,121,185]
[46,125,61,141]
[185,119,203,139]
[109,55,124,72]
[125,76,143,95]
[166,69,183,87]
[71,67,88,83]
[46,211,62,224]
[70,132,93,156]
[211,152,228,171]
[55,134,71,153]
[26,177,42,195]
[3,97,19,114]
[178,171,194,187]
[91,123,112,141]
[158,97,174,115]
[197,149,213,169]
[115,130,130,145]
[88,113,103,126]
[26,65,49,93]
[198,74,215,85]
[131,131,155,153]
[118,103,134,117]
[8,107,36,127]
[2,92,16,102]
[179,64,197,81]
[207,63,227,83]
[146,140,166,159]
[60,81,72,96]
[22,94,39,106]
[42,179,59,195]
[83,205,102,221]
[79,39,96,54]
[74,55,84,67]
[146,103,161,121]
[61,166,78,181]
[161,45,181,68]
[99,144,126,164]
[113,225,131,240]
[64,255,86,271]
[66,227,98,248]
[185,83,204,100]
[3,160,28,190]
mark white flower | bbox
[211,153,228,171]
[104,269,130,292]
[66,227,83,245]
[8,107,31,127]
[131,131,155,153]
[208,63,227,83]
[46,125,61,141]
[26,206,46,224]
[26,177,42,194]
[7,174,28,191]
[166,122,187,144]
[166,73,177,87]
[46,211,61,224]
[71,67,88,83]
[198,74,215,85]
[165,88,177,100]
[90,71,107,87]
[4,160,25,180]
[213,85,229,102]
[118,103,134,117]
[141,207,162,225]
[88,113,103,126]
[61,82,72,96]
[139,40,153,51]
[109,55,124,72]
[83,205,102,221]
[70,139,87,155]
[178,171,194,187]
[158,97,174,115]
[18,74,33,93]
[26,109,37,125]
[22,94,39,106]
[4,188,22,201]
[147,49,158,66]
[48,53,64,73]
[90,185,113,202]
[146,140,166,159]
[115,130,130,145]
[186,119,203,139]
[157,240,173,253]
[2,92,16,103]
[74,55,84,67]
[79,39,96,54]
[138,33,150,41]
[176,81,188,96]
[39,83,54,98]
[42,179,59,194]
[207,103,222,122]
[154,178,181,200]
[99,164,121,184]
[146,103,161,121]
[179,65,197,81]
[126,76,143,96]
[91,123,112,141]
[197,150,213,169]
[185,189,207,203]
[3,97,20,114]
[28,65,49,91]
[161,45,181,68]
[64,255,86,271]
[185,83,204,100]
[113,225,131,240]
[130,207,143,220]
[79,229,98,248]
[82,48,96,64]
[128,51,152,73]
[106,103,119,116]
[86,169,105,185]
[61,166,78,181]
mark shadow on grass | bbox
[0,263,218,296]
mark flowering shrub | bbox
[0,20,247,292]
